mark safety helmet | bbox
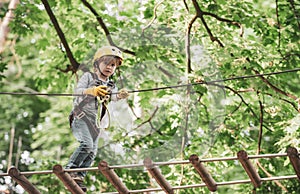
[93,46,123,64]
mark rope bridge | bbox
[0,147,299,194]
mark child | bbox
[66,46,129,191]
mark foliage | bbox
[0,0,299,193]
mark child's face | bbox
[97,58,117,78]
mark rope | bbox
[96,95,111,129]
[0,67,299,97]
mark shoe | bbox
[68,172,87,192]
[74,179,87,192]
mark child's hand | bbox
[117,88,129,99]
[84,86,108,97]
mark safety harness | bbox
[68,73,115,140]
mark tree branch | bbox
[257,96,263,154]
[80,0,113,44]
[207,82,272,132]
[215,83,258,118]
[264,92,298,112]
[186,15,197,73]
[237,88,298,112]
[257,161,288,192]
[187,1,243,73]
[142,0,164,33]
[81,0,135,56]
[202,11,244,37]
[130,107,159,132]
[288,0,300,30]
[275,0,283,57]
[183,0,189,12]
[189,0,244,49]
[191,0,224,47]
[253,69,298,100]
[157,66,175,78]
[41,0,80,74]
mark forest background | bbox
[0,0,300,193]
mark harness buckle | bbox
[76,112,86,119]
[104,95,110,101]
[98,95,110,103]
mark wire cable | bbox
[0,67,299,97]
[127,67,300,93]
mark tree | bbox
[0,0,299,193]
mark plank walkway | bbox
[0,147,299,194]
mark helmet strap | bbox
[93,61,106,80]
[98,66,108,80]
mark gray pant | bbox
[66,118,100,177]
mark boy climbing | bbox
[66,46,129,192]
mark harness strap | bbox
[72,97,100,141]
[69,72,114,139]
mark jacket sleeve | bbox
[74,72,92,94]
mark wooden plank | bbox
[98,161,130,194]
[52,164,85,194]
[287,147,300,181]
[189,154,217,192]
[144,157,174,194]
[237,150,261,188]
[8,167,41,194]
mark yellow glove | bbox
[117,88,129,99]
[84,85,108,97]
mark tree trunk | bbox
[0,0,20,54]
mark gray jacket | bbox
[73,72,118,128]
